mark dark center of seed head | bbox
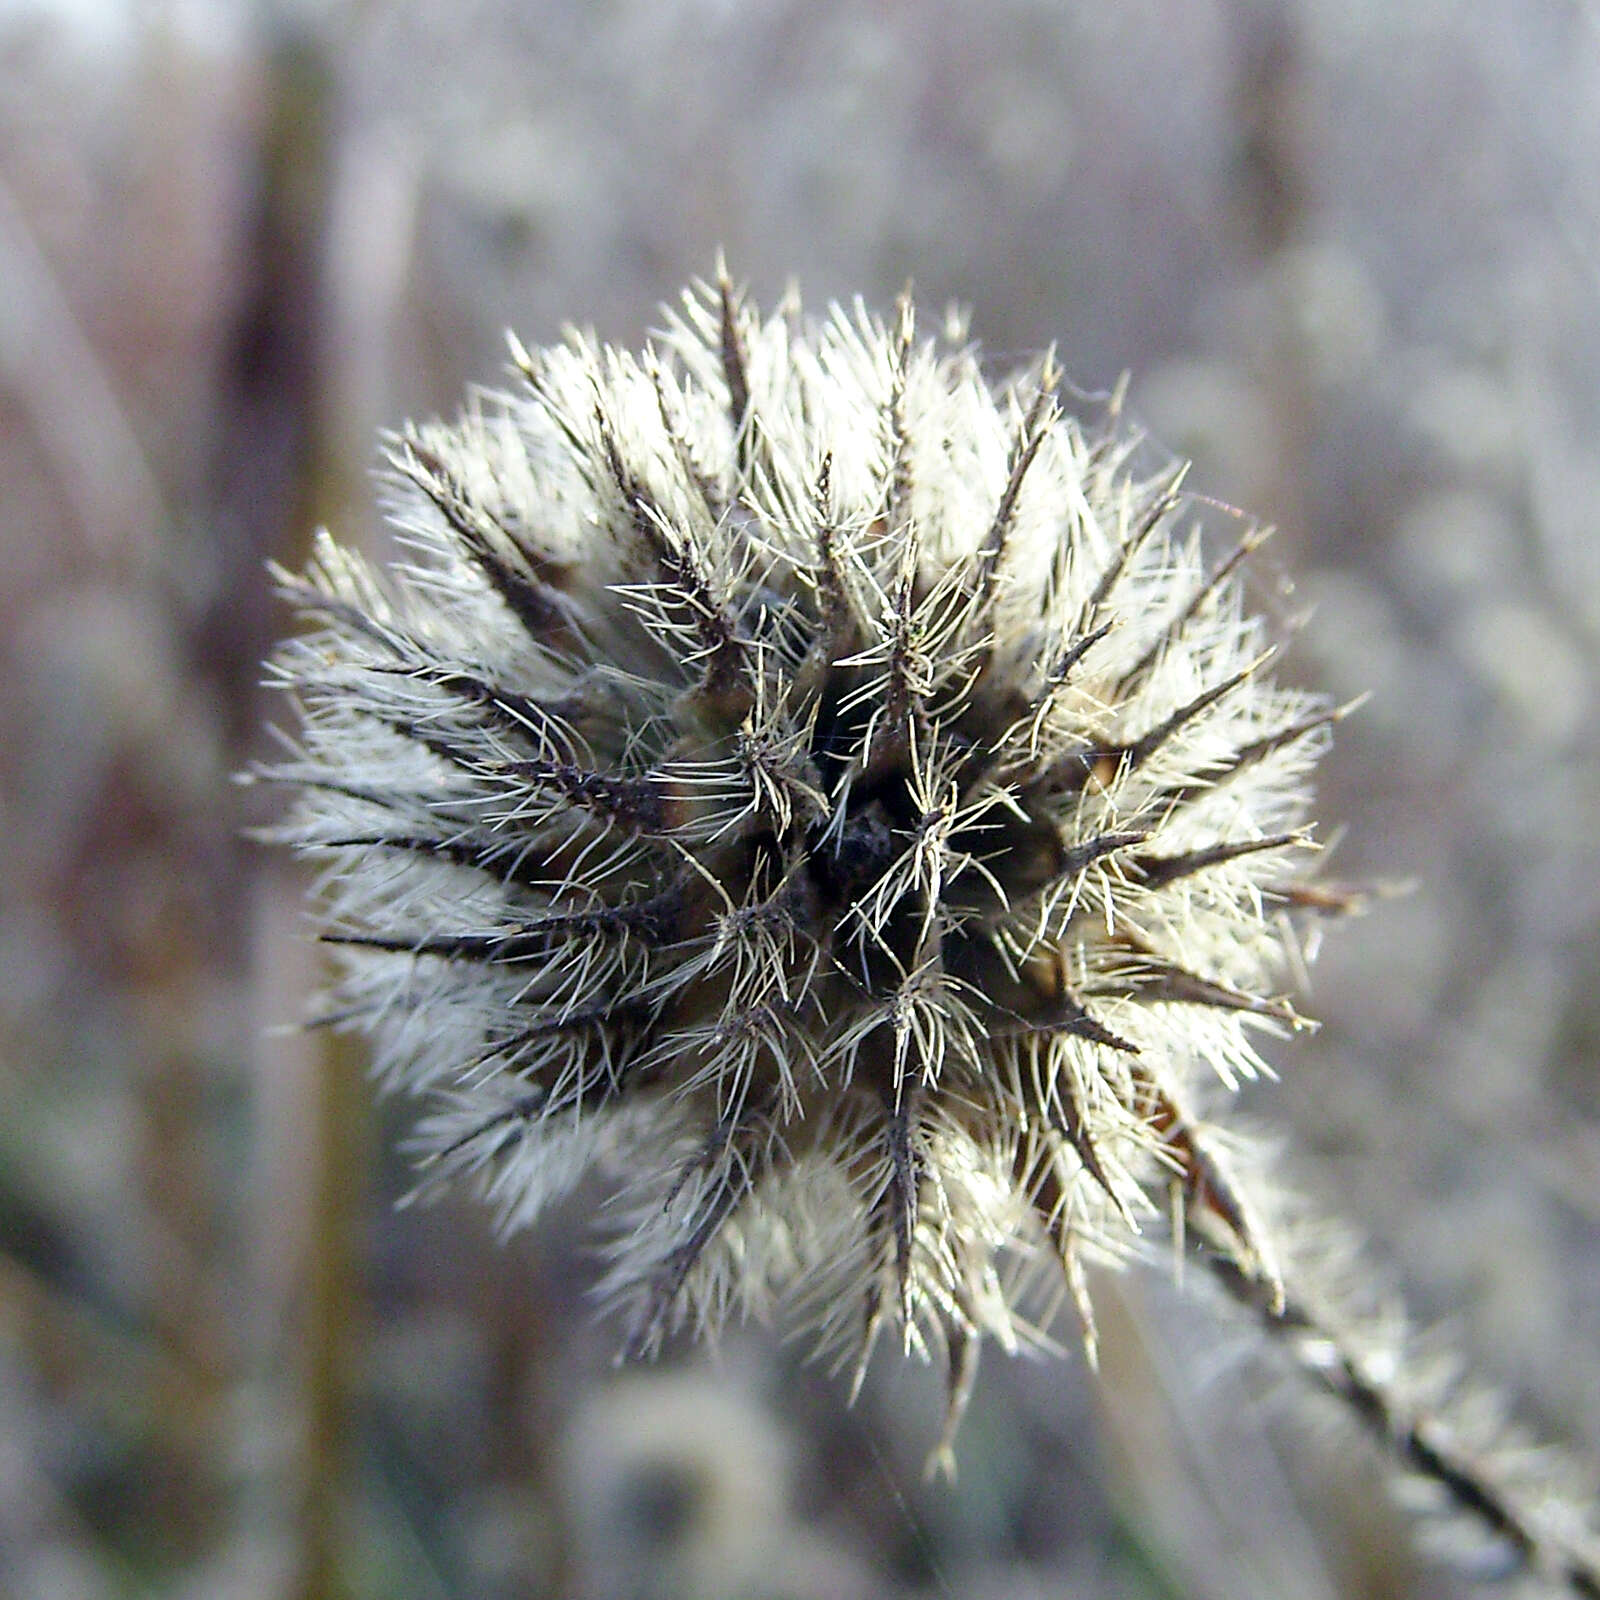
[808,802,898,907]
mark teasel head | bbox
[261,264,1352,1466]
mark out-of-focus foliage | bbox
[0,2,1596,1596]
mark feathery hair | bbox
[262,267,1600,1588]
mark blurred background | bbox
[2,0,1599,1595]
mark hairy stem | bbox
[1201,1223,1600,1597]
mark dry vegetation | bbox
[1,3,1598,1597]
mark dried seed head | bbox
[261,267,1344,1453]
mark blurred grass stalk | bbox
[231,23,365,1597]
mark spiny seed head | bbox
[263,267,1349,1456]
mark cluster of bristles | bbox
[265,268,1352,1460]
